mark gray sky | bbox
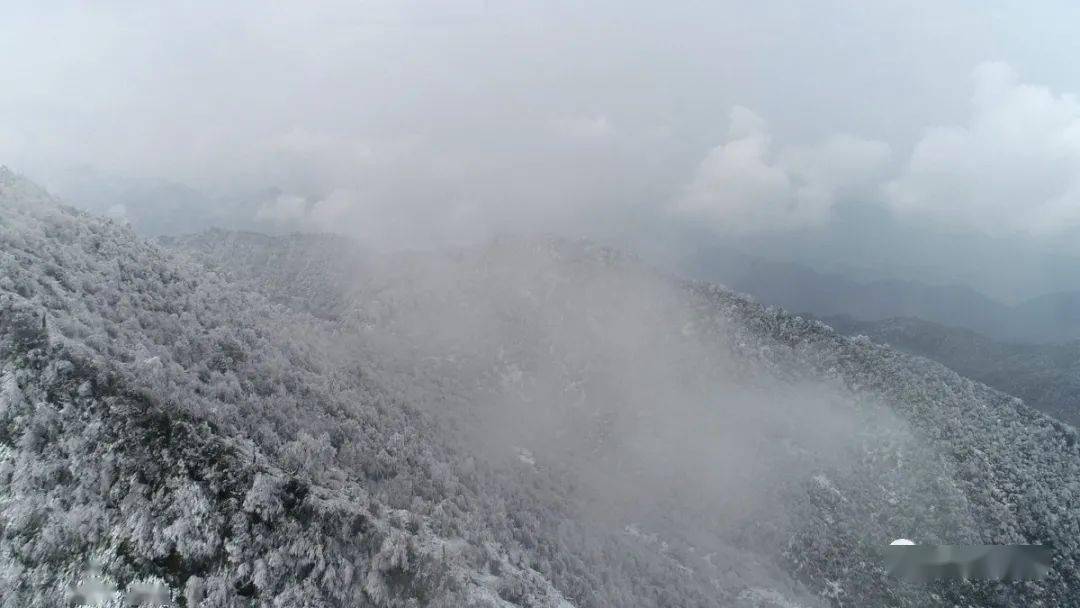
[4,1,1080,267]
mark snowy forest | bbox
[2,165,1080,607]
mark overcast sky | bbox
[4,1,1080,269]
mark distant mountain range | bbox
[822,315,1080,426]
[39,165,282,237]
[685,245,1080,343]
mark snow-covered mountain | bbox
[824,315,1080,426]
[4,166,1080,606]
[685,245,1080,344]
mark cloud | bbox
[673,107,890,233]
[105,203,128,221]
[550,115,613,139]
[886,62,1080,235]
[8,3,1080,258]
[308,190,359,233]
[0,2,999,248]
[254,186,487,251]
[255,193,308,223]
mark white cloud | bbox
[674,107,890,233]
[11,4,1080,254]
[255,186,488,251]
[308,189,357,233]
[255,189,363,236]
[105,203,128,221]
[255,193,308,223]
[727,106,768,140]
[886,62,1080,235]
[550,115,613,139]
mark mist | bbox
[5,2,1080,305]
[175,231,965,602]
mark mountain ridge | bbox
[822,315,1080,426]
[685,244,1080,344]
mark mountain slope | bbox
[823,315,1080,426]
[0,169,577,607]
[3,167,1080,606]
[172,229,1080,606]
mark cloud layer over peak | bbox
[6,3,1080,260]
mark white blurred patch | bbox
[675,106,890,233]
[256,193,308,222]
[886,61,1080,235]
[105,203,127,220]
[551,115,613,139]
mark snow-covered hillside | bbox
[0,169,577,607]
[3,166,1080,607]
